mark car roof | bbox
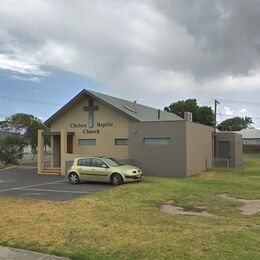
[75,156,109,160]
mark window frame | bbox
[78,139,96,146]
[115,138,128,145]
[143,137,171,145]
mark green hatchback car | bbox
[67,157,143,186]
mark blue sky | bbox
[0,0,260,128]
[0,67,104,121]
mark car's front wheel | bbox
[111,173,123,186]
[68,172,80,184]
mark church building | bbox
[37,89,241,178]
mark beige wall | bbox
[216,132,243,166]
[129,121,187,177]
[186,122,213,176]
[50,94,134,160]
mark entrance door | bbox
[219,141,230,159]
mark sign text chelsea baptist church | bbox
[69,122,114,134]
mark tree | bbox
[0,136,27,164]
[0,113,48,158]
[217,116,254,131]
[164,99,214,126]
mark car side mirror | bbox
[102,164,108,168]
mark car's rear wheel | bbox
[68,172,80,184]
[111,173,123,186]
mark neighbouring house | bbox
[37,89,243,177]
[235,128,260,153]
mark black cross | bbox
[84,99,99,128]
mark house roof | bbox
[45,89,183,126]
[235,128,260,139]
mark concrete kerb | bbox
[0,245,69,260]
[0,165,18,172]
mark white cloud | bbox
[10,75,41,82]
[0,0,259,119]
[0,29,49,77]
[239,108,247,113]
[223,106,234,116]
[0,53,48,76]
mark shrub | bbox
[0,160,5,169]
[0,136,27,164]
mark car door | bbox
[91,158,110,182]
[77,158,94,181]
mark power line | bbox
[0,95,62,106]
[219,113,260,120]
[219,99,260,107]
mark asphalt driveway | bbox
[0,166,111,201]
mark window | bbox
[143,138,171,145]
[67,135,73,154]
[77,158,92,167]
[115,138,128,145]
[79,139,96,145]
[92,158,105,168]
[103,158,125,167]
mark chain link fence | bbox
[213,158,244,169]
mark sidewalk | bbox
[0,246,69,260]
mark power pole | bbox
[214,99,220,159]
[214,99,220,134]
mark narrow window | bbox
[79,139,96,145]
[143,138,171,145]
[115,138,128,145]
[67,135,73,154]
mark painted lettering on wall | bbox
[69,121,114,134]
[97,122,113,128]
[70,122,113,128]
[83,129,100,134]
[70,123,87,128]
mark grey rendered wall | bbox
[128,121,187,178]
[234,134,243,166]
[186,122,213,176]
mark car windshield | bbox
[102,158,125,167]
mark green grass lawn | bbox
[0,154,259,259]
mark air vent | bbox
[184,112,192,121]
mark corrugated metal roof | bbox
[88,90,182,122]
[235,128,260,139]
[45,89,183,125]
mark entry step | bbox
[40,167,61,175]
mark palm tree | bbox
[243,116,254,129]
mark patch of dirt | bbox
[160,201,212,217]
[217,194,260,215]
